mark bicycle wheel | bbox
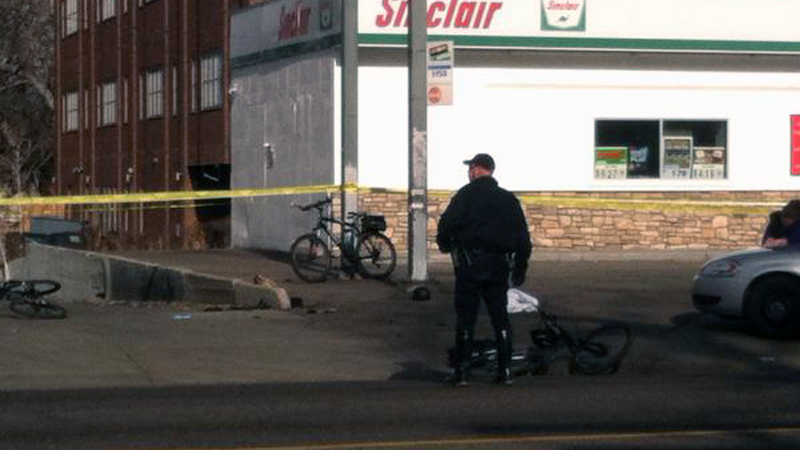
[355,232,396,279]
[289,234,332,283]
[570,324,633,375]
[10,300,67,319]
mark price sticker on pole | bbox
[427,41,453,106]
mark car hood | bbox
[701,246,800,273]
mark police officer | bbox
[437,153,532,386]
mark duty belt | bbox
[451,248,510,268]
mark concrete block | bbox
[107,258,184,302]
[182,272,234,305]
[8,243,106,302]
[7,243,292,308]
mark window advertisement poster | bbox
[427,41,453,106]
[662,137,693,179]
[692,146,726,180]
[627,146,650,177]
[792,115,800,175]
[595,146,628,179]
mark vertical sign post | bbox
[408,0,428,284]
[791,115,800,175]
[342,0,358,237]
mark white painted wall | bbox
[358,66,800,192]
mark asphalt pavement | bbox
[1,248,799,391]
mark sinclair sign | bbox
[359,0,800,54]
[231,0,342,59]
[541,0,585,31]
[369,0,584,32]
[364,0,534,36]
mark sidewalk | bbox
[2,248,795,391]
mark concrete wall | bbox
[8,243,107,302]
[8,243,289,308]
[231,50,336,251]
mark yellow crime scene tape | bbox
[0,183,786,215]
[0,184,355,206]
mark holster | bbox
[451,248,474,268]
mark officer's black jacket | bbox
[437,176,532,268]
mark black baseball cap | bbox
[463,153,495,171]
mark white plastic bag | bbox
[506,288,540,314]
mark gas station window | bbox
[594,119,727,180]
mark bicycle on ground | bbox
[0,279,67,319]
[448,301,632,377]
[290,197,397,283]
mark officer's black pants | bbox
[454,252,511,339]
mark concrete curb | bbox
[8,243,291,310]
[419,248,728,265]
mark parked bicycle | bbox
[448,301,632,377]
[290,197,397,282]
[0,279,67,319]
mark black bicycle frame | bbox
[310,208,364,257]
[535,310,607,358]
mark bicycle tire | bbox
[289,234,332,283]
[9,300,67,319]
[569,324,632,375]
[355,232,396,279]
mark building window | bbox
[98,81,117,126]
[84,90,89,130]
[139,74,144,120]
[64,0,79,36]
[100,0,116,21]
[172,66,179,117]
[64,91,79,132]
[123,78,128,123]
[190,60,197,112]
[96,85,101,127]
[594,120,728,180]
[200,53,223,110]
[145,69,164,119]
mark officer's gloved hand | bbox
[511,265,527,287]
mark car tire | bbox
[745,276,800,339]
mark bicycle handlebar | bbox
[295,197,332,212]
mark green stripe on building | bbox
[359,34,800,54]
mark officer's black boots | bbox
[494,329,513,386]
[447,329,473,387]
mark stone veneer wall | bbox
[354,190,800,253]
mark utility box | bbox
[24,216,87,250]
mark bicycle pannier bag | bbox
[361,215,387,232]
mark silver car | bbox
[692,246,800,338]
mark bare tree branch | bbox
[0,0,54,195]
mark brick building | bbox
[54,0,259,249]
